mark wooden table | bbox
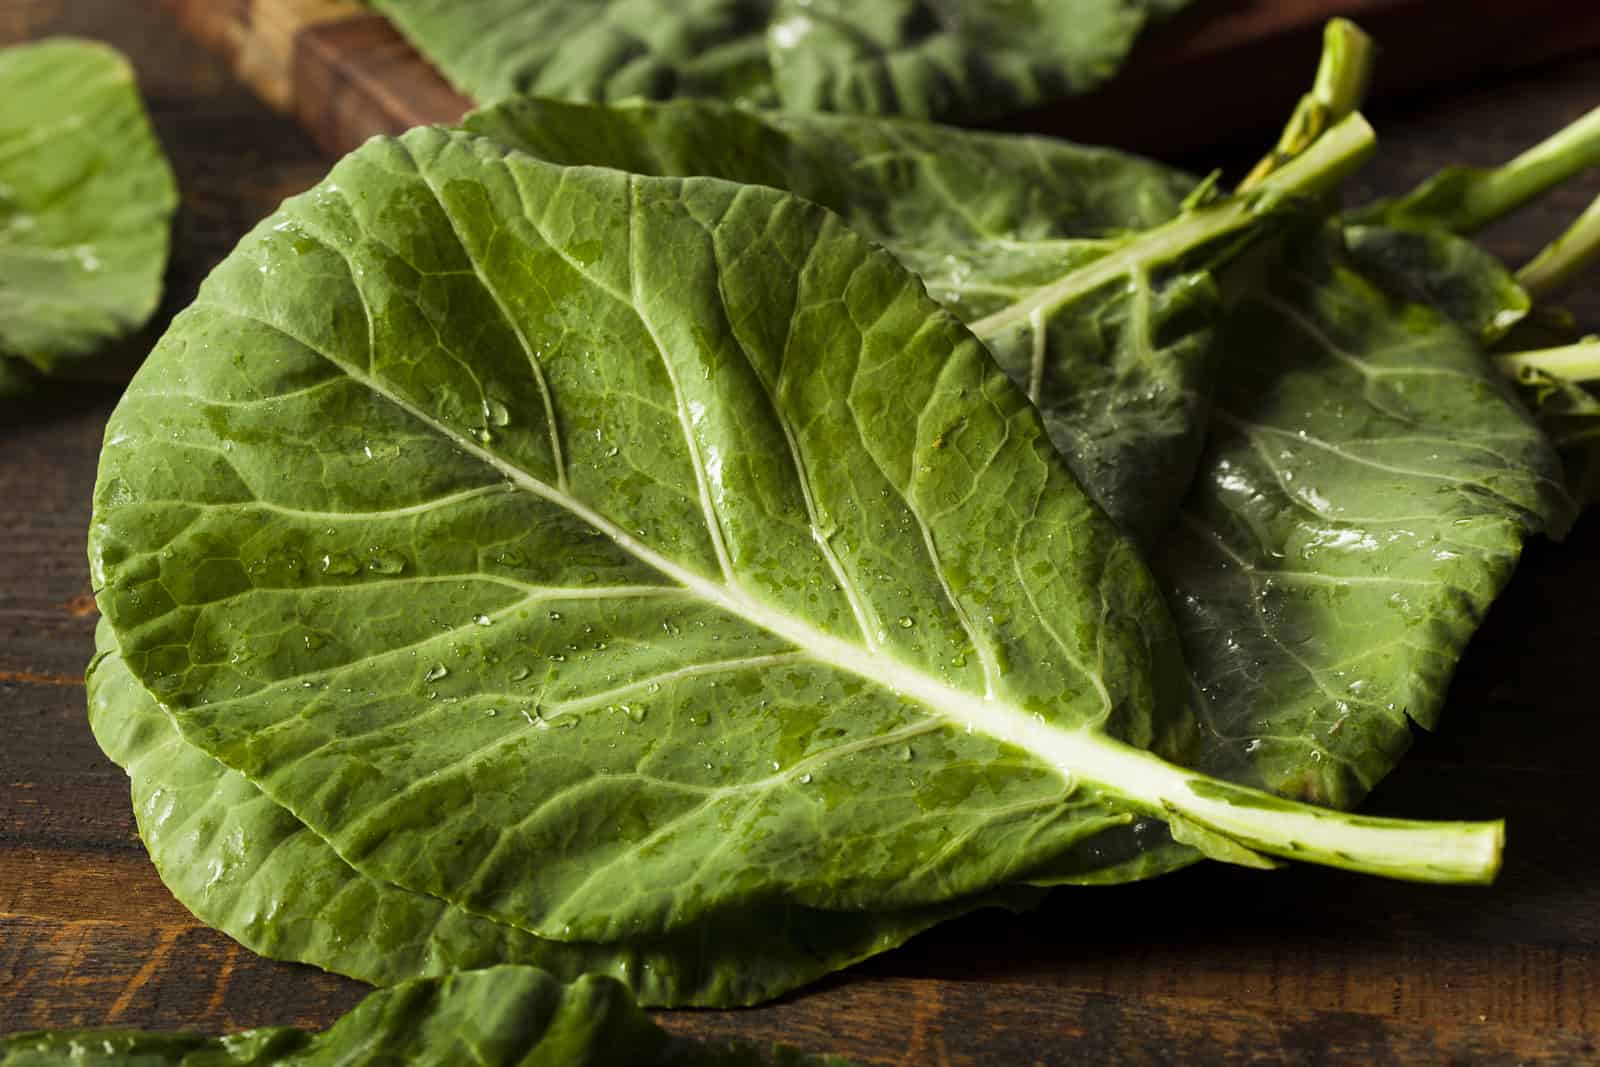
[4,2,1600,1063]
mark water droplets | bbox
[474,614,493,626]
[366,550,406,575]
[320,552,359,576]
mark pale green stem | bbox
[1517,192,1600,299]
[1239,18,1375,192]
[970,114,1377,341]
[1496,338,1600,383]
[1456,106,1600,232]
[1364,105,1600,234]
[1023,731,1503,885]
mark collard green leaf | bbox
[367,0,1188,123]
[90,124,1496,962]
[460,96,1371,545]
[0,966,857,1065]
[1342,224,1530,344]
[0,39,176,392]
[90,126,1191,939]
[86,619,1042,1004]
[1155,224,1572,807]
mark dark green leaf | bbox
[1156,224,1572,807]
[366,0,1189,122]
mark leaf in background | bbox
[0,965,859,1065]
[0,39,176,393]
[87,620,1042,1004]
[1156,224,1573,807]
[90,126,1494,961]
[763,0,1182,120]
[366,0,1188,123]
[462,96,1371,546]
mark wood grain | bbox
[5,2,1600,1063]
[154,0,1600,160]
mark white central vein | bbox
[1025,306,1047,404]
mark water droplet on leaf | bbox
[366,550,406,575]
[320,552,359,576]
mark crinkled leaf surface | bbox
[0,966,857,1065]
[86,620,1042,1004]
[367,0,1188,123]
[460,96,1222,546]
[0,39,176,391]
[1156,224,1571,807]
[92,126,1209,943]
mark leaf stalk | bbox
[1517,191,1600,299]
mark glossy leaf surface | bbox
[367,0,1188,123]
[0,39,176,392]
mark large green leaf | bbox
[86,619,1041,1005]
[90,126,1492,955]
[1156,224,1572,807]
[460,95,1369,545]
[0,965,857,1065]
[0,39,176,392]
[367,0,1189,123]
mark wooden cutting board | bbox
[160,0,1600,160]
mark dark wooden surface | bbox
[157,0,1600,161]
[4,2,1600,1063]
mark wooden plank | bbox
[156,0,1600,160]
